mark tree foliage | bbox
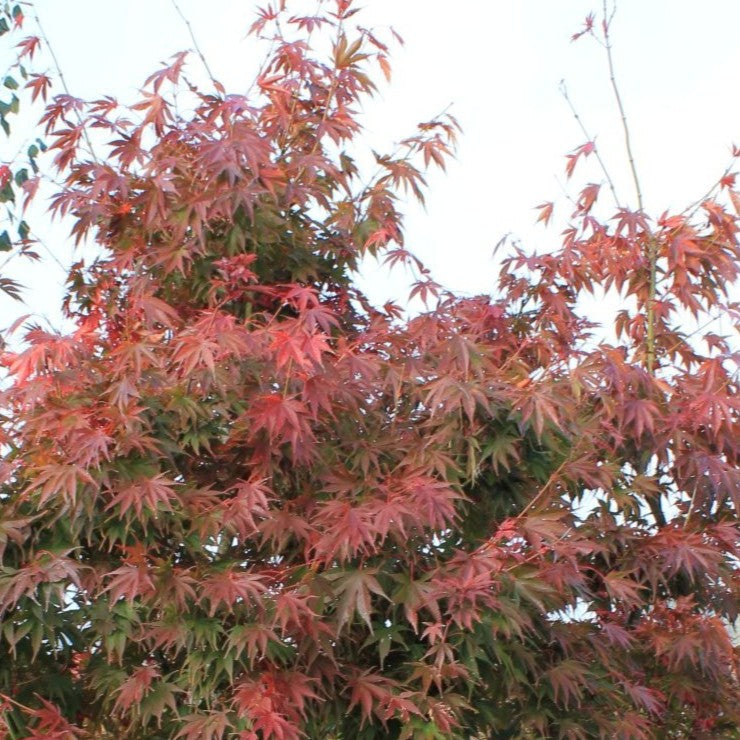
[0,1,46,299]
[0,2,738,738]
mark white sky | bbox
[3,0,740,323]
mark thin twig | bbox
[292,9,348,172]
[681,157,735,220]
[559,81,622,209]
[644,235,658,375]
[29,230,68,273]
[684,481,699,528]
[514,457,569,522]
[663,312,726,358]
[602,1,642,212]
[30,4,98,163]
[0,233,65,275]
[504,527,573,572]
[170,0,219,89]
[553,173,583,211]
[601,1,657,375]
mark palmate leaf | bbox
[0,516,32,559]
[390,572,440,633]
[327,568,388,633]
[346,670,397,726]
[139,680,183,726]
[644,528,723,582]
[544,659,590,709]
[175,710,233,740]
[603,570,645,606]
[113,664,160,714]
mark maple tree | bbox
[0,2,738,738]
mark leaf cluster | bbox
[0,2,737,738]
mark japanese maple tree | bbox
[0,2,737,738]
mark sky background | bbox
[3,0,740,324]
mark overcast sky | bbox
[3,0,740,322]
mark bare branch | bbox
[681,156,736,219]
[559,81,622,209]
[602,0,642,212]
[29,4,98,163]
[171,0,219,89]
[601,1,657,373]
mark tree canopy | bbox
[0,2,737,738]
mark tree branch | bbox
[30,4,98,163]
[171,0,219,89]
[560,81,622,209]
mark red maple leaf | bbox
[25,73,52,103]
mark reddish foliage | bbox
[0,2,737,739]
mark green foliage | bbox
[0,2,737,739]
